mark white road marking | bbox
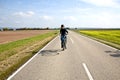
[70,37,74,44]
[82,63,94,80]
[7,36,58,80]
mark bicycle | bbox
[61,35,67,51]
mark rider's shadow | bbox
[105,50,120,57]
[40,49,62,56]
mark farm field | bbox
[0,30,53,44]
[0,30,58,80]
[78,30,120,49]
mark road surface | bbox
[8,31,120,80]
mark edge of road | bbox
[7,36,58,80]
[73,30,119,50]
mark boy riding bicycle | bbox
[60,24,68,51]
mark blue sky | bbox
[0,0,120,28]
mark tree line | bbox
[0,27,51,31]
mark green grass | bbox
[0,41,50,80]
[77,29,120,49]
[0,32,56,53]
[0,30,58,80]
[0,31,57,61]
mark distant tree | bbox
[3,27,9,31]
[66,27,70,30]
[46,27,49,30]
[75,28,77,30]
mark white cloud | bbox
[14,11,35,17]
[81,0,119,7]
[27,11,35,15]
[79,11,120,28]
[64,16,77,21]
[40,15,53,20]
[14,21,21,23]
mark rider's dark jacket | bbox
[60,28,68,36]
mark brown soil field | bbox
[0,30,52,44]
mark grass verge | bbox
[0,30,58,80]
[75,29,120,49]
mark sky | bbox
[0,0,120,28]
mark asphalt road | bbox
[8,31,120,80]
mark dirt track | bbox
[0,30,52,44]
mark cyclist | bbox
[60,24,68,50]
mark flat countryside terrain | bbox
[0,30,53,44]
[0,30,58,80]
[1,29,120,80]
[8,30,120,80]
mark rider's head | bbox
[61,24,64,29]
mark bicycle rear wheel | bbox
[62,39,66,51]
